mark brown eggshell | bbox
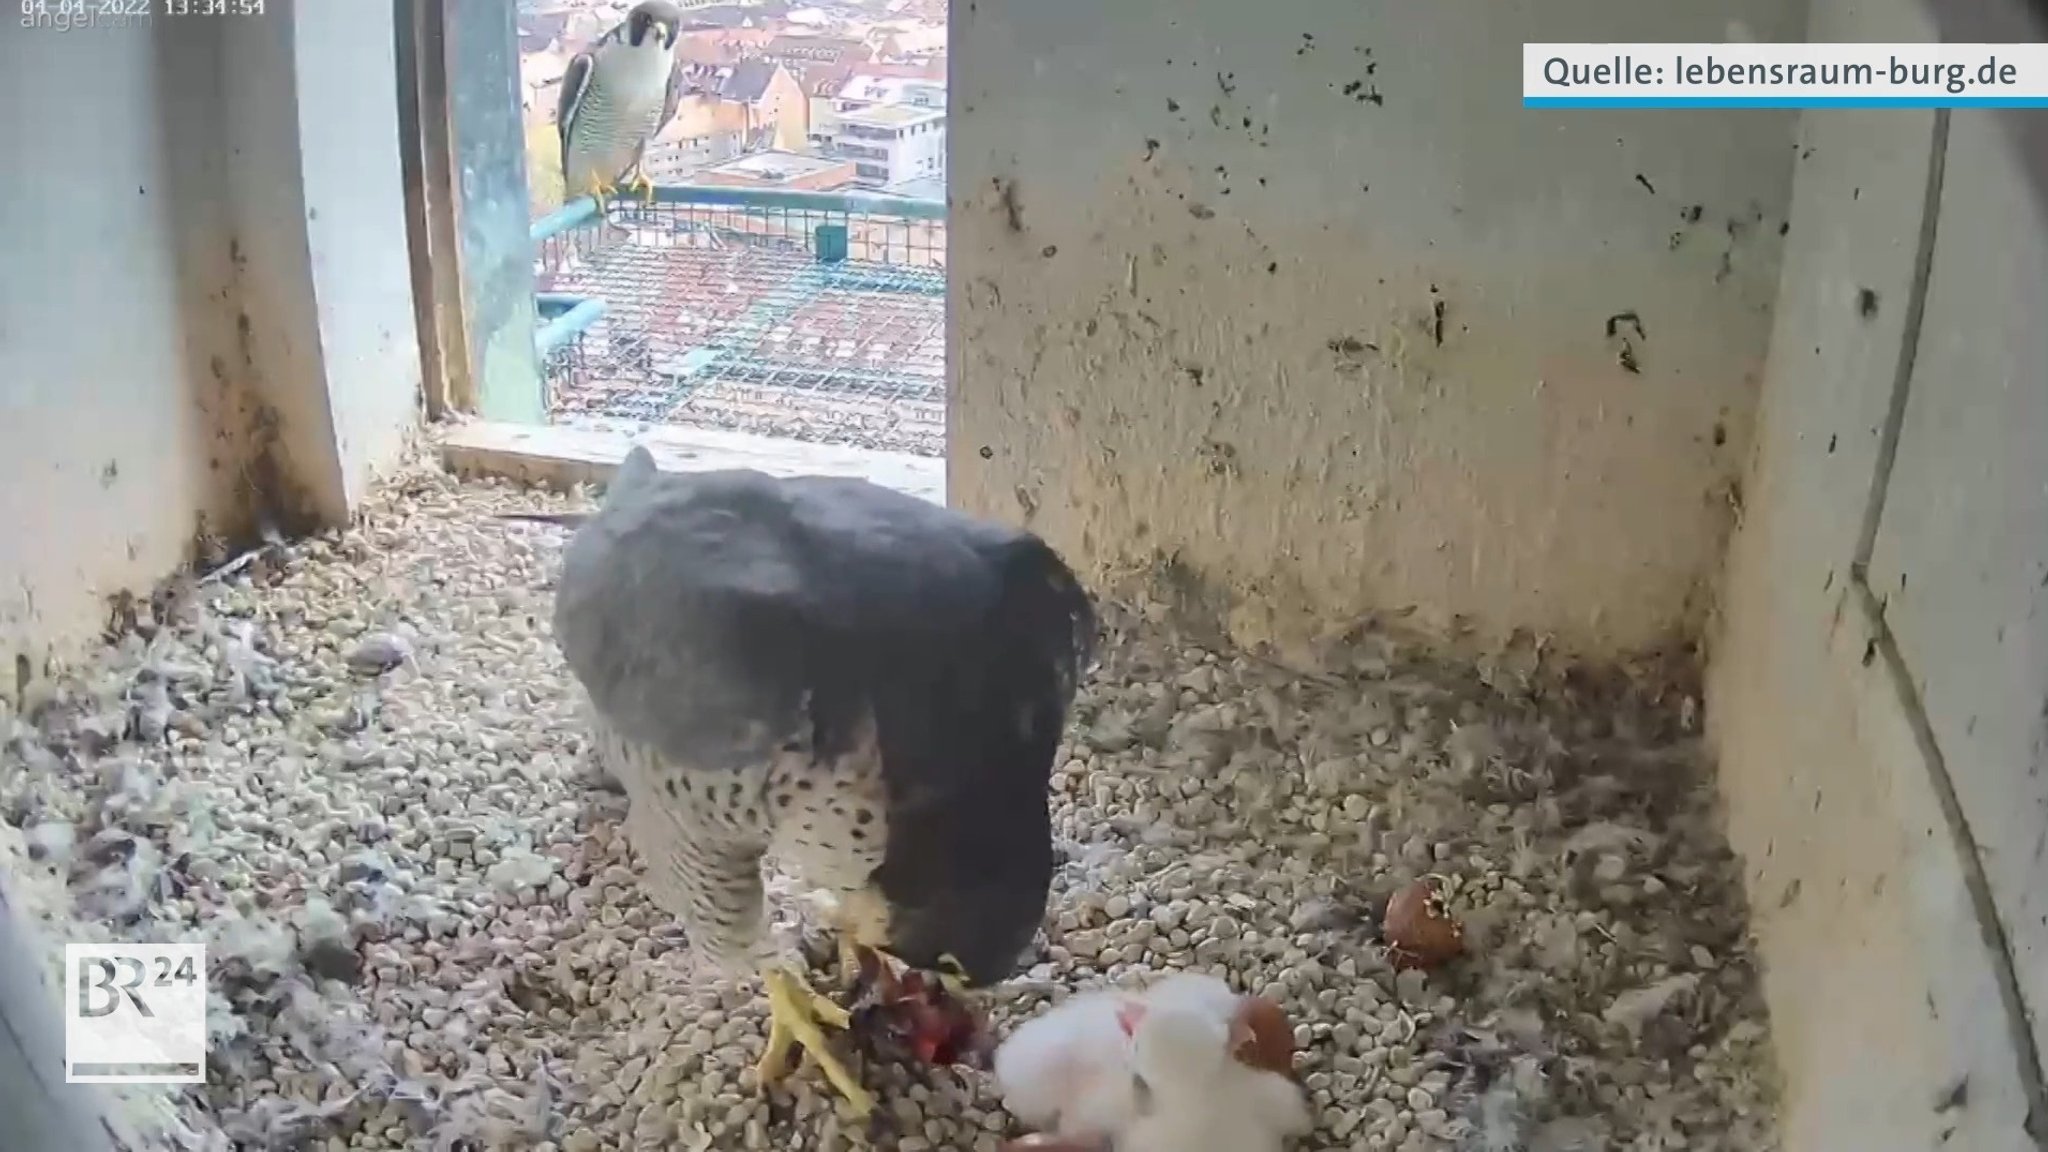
[1382,879,1465,970]
[1231,995,1296,1076]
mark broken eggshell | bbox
[1382,878,1465,970]
[1232,995,1296,1076]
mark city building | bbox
[809,63,945,150]
[830,103,944,191]
[645,60,810,183]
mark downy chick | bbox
[1119,993,1313,1152]
[1140,972,1298,1077]
[993,990,1146,1149]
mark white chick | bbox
[1119,992,1313,1152]
[1140,971,1246,1024]
[993,989,1146,1149]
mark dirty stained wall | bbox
[950,0,1806,658]
[1708,0,2048,1145]
[0,20,256,685]
[0,5,422,683]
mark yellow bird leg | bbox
[756,965,875,1118]
[836,934,870,991]
[624,166,657,204]
[581,174,617,209]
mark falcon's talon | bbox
[625,168,657,203]
[834,936,859,987]
[842,940,909,987]
[756,965,874,1118]
[581,174,619,209]
[934,953,970,997]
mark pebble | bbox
[0,458,1780,1152]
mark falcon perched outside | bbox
[535,449,1096,1116]
[557,0,685,206]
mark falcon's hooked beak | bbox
[626,2,680,48]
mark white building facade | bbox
[831,104,944,191]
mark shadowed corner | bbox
[1924,0,2048,209]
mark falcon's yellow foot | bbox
[839,942,972,996]
[757,965,875,1118]
[580,176,617,208]
[624,168,657,203]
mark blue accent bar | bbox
[534,293,607,356]
[1526,96,2048,109]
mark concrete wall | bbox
[949,0,1807,659]
[1708,0,2048,1145]
[288,2,426,507]
[1,19,258,683]
[0,5,420,679]
[222,2,424,523]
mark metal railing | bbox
[530,184,947,457]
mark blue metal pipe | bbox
[528,182,947,243]
[534,293,607,356]
[641,183,946,220]
[531,196,602,242]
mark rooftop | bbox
[837,103,944,128]
[838,72,945,105]
[683,59,784,104]
[880,175,945,201]
[762,34,868,63]
[702,150,849,181]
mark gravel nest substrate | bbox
[0,460,1779,1151]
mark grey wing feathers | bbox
[549,471,842,772]
[557,51,595,164]
[657,53,686,141]
[548,465,1090,777]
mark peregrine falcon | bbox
[557,0,685,205]
[540,449,1096,1116]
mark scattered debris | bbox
[345,631,414,677]
[1604,311,1647,342]
[995,176,1025,233]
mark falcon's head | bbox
[625,0,681,48]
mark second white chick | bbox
[993,989,1146,1149]
[1120,990,1313,1152]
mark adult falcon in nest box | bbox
[557,0,685,206]
[527,448,1096,1116]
